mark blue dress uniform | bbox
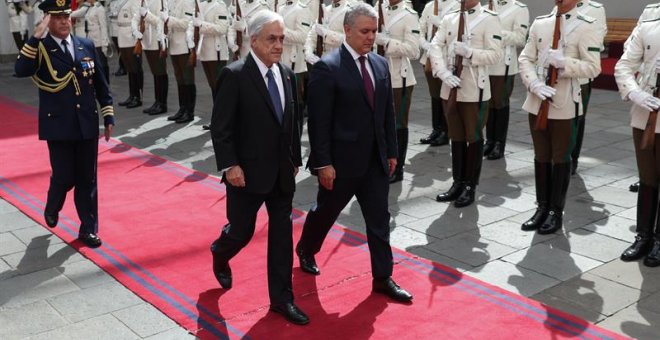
[14,0,115,248]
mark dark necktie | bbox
[266,69,283,124]
[61,39,73,62]
[358,56,374,110]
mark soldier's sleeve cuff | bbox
[101,106,115,126]
[20,43,38,59]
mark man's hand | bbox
[226,166,246,187]
[453,41,473,58]
[318,166,336,191]
[33,14,50,39]
[104,124,113,141]
[629,89,660,112]
[388,158,397,177]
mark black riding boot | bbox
[436,141,466,202]
[487,106,509,160]
[538,162,571,234]
[621,183,658,261]
[521,161,552,231]
[168,84,187,121]
[148,75,169,115]
[143,75,160,114]
[421,98,448,146]
[571,115,586,175]
[125,72,142,108]
[484,107,496,157]
[390,128,408,183]
[176,84,196,123]
[455,140,483,208]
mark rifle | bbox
[488,0,494,11]
[134,0,146,55]
[314,0,323,57]
[376,0,385,56]
[188,0,200,66]
[159,0,168,58]
[424,0,438,72]
[534,12,561,131]
[233,0,243,60]
[445,0,466,115]
[273,0,277,11]
[641,76,660,149]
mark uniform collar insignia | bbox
[468,8,476,14]
[388,5,398,10]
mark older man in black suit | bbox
[209,10,307,325]
[295,3,413,303]
[15,0,115,248]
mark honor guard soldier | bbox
[7,1,32,49]
[161,0,196,123]
[192,0,230,99]
[301,0,318,23]
[430,0,502,208]
[483,0,529,160]
[304,0,349,65]
[518,0,602,234]
[227,0,269,59]
[71,0,90,36]
[109,0,128,75]
[615,16,660,266]
[570,0,606,174]
[71,0,110,82]
[375,0,419,183]
[117,0,144,108]
[637,2,660,25]
[418,0,458,147]
[277,0,311,118]
[133,0,169,114]
[15,0,115,248]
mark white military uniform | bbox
[419,0,458,67]
[166,0,195,55]
[196,0,230,62]
[615,18,660,132]
[381,2,419,89]
[7,1,30,33]
[228,0,269,58]
[429,3,503,102]
[79,2,110,49]
[302,0,319,23]
[116,0,140,48]
[278,0,311,73]
[304,0,348,62]
[575,0,606,86]
[71,1,90,37]
[109,0,122,38]
[490,0,528,77]
[518,7,602,119]
[132,0,165,51]
[33,0,45,25]
[638,3,660,24]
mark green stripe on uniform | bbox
[493,35,502,40]
[475,100,488,140]
[588,47,600,52]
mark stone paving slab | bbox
[467,259,560,297]
[0,300,67,339]
[112,303,181,338]
[0,268,79,311]
[11,226,65,249]
[597,304,660,340]
[28,314,140,340]
[2,241,85,276]
[502,243,603,282]
[589,259,660,294]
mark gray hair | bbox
[343,2,378,27]
[248,10,284,39]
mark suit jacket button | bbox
[48,113,51,117]
[76,104,80,109]
[73,67,77,71]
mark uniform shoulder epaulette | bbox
[645,3,660,9]
[588,1,604,8]
[483,8,497,16]
[577,13,596,23]
[299,2,307,8]
[536,13,553,20]
[514,1,528,8]
[641,16,660,23]
[405,7,417,15]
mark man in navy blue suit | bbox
[15,0,115,248]
[296,3,413,303]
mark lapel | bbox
[368,51,385,114]
[340,45,373,111]
[44,34,74,66]
[245,53,281,124]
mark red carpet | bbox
[0,96,628,340]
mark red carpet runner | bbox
[0,96,628,340]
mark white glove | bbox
[529,79,557,101]
[233,18,246,31]
[133,30,143,40]
[453,41,472,58]
[140,7,148,16]
[314,23,327,37]
[420,40,431,51]
[193,16,203,27]
[437,70,461,88]
[186,29,194,48]
[546,49,565,69]
[375,32,390,46]
[160,12,169,22]
[430,15,442,27]
[305,53,320,65]
[656,58,660,73]
[228,42,239,53]
[629,89,660,112]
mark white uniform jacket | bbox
[278,1,311,73]
[489,0,529,76]
[615,18,660,132]
[131,0,165,51]
[381,3,419,88]
[518,7,602,119]
[196,0,230,61]
[304,0,348,59]
[419,0,458,66]
[429,3,503,102]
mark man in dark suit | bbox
[14,0,115,248]
[209,10,308,325]
[296,3,413,303]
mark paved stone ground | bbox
[1,56,660,339]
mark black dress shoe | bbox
[436,182,464,202]
[213,261,232,289]
[202,124,211,130]
[537,211,563,235]
[125,97,142,109]
[373,277,413,302]
[114,68,127,76]
[296,247,320,275]
[78,233,102,248]
[486,142,504,160]
[644,240,660,267]
[44,212,58,228]
[629,181,640,193]
[118,96,133,106]
[270,302,310,325]
[621,234,653,262]
[420,130,439,144]
[147,103,167,115]
[521,208,548,231]
[167,109,186,121]
[453,185,475,208]
[143,102,159,114]
[175,112,194,124]
[483,140,495,157]
[429,132,449,146]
